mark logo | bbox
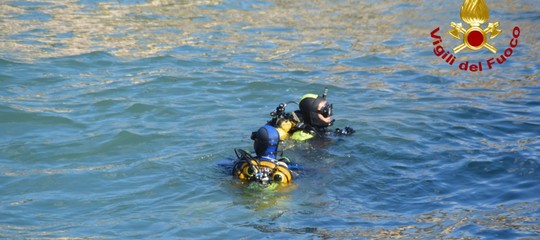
[430,0,521,72]
[448,0,501,53]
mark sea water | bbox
[1,0,539,239]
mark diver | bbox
[232,125,296,185]
[267,87,355,141]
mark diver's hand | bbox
[334,126,355,136]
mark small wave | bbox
[2,163,122,177]
[97,130,169,152]
[92,98,124,107]
[125,103,156,113]
[102,130,148,145]
[48,51,119,68]
[297,47,348,58]
[130,54,226,69]
[340,55,399,67]
[0,104,84,127]
[0,57,27,66]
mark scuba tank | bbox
[269,101,301,140]
[232,149,293,185]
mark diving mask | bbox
[318,103,333,118]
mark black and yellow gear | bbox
[233,149,293,185]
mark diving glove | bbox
[334,126,355,136]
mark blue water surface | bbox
[1,0,539,239]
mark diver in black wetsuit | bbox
[267,88,355,141]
